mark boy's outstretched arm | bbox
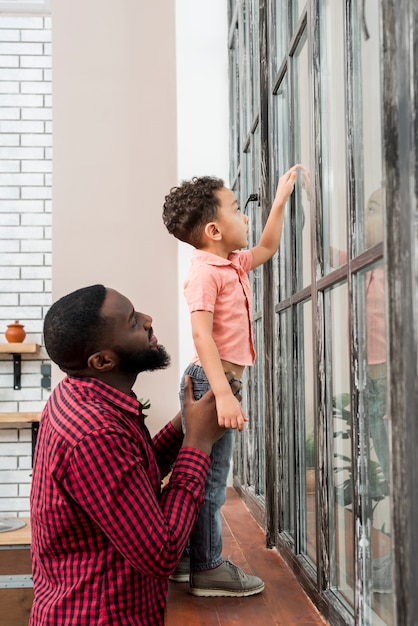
[191,310,247,431]
[250,164,300,269]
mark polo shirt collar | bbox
[193,249,241,267]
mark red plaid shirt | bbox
[30,376,210,625]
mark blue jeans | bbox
[179,363,234,571]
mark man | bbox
[30,284,241,625]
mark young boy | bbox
[162,165,299,597]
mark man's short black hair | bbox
[44,284,109,372]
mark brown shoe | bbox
[190,559,264,597]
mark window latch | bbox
[244,193,259,211]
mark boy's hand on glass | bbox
[273,164,301,207]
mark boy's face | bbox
[365,188,383,248]
[215,187,249,251]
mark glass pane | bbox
[252,128,262,311]
[241,150,251,222]
[329,282,354,605]
[319,0,348,272]
[293,30,312,290]
[246,135,262,312]
[244,372,256,488]
[356,0,383,255]
[272,0,288,71]
[272,75,291,302]
[272,75,290,178]
[254,318,265,497]
[292,0,305,29]
[252,123,261,192]
[358,263,393,624]
[297,300,316,565]
[229,25,240,179]
[241,0,252,138]
[249,0,260,116]
[278,308,295,537]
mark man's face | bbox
[101,289,170,374]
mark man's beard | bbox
[114,344,171,374]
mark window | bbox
[227,0,418,623]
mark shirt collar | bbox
[65,376,143,417]
[193,249,242,267]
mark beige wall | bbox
[52,0,179,434]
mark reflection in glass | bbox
[319,0,347,272]
[293,31,311,290]
[358,262,393,624]
[352,3,392,618]
[278,309,295,538]
[329,283,354,605]
[364,187,383,250]
[297,300,316,565]
[357,0,383,255]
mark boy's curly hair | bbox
[162,176,224,248]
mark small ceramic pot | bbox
[5,320,26,343]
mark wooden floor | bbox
[166,488,326,625]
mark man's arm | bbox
[62,378,233,581]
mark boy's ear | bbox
[204,221,222,241]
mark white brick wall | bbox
[0,426,32,516]
[0,15,51,516]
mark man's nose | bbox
[140,312,152,328]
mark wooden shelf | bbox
[0,343,42,389]
[0,517,31,546]
[0,412,41,423]
[0,343,40,354]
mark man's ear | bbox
[87,351,116,372]
[204,221,222,241]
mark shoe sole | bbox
[189,583,265,597]
[169,573,190,583]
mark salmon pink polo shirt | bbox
[339,250,386,365]
[184,248,256,367]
